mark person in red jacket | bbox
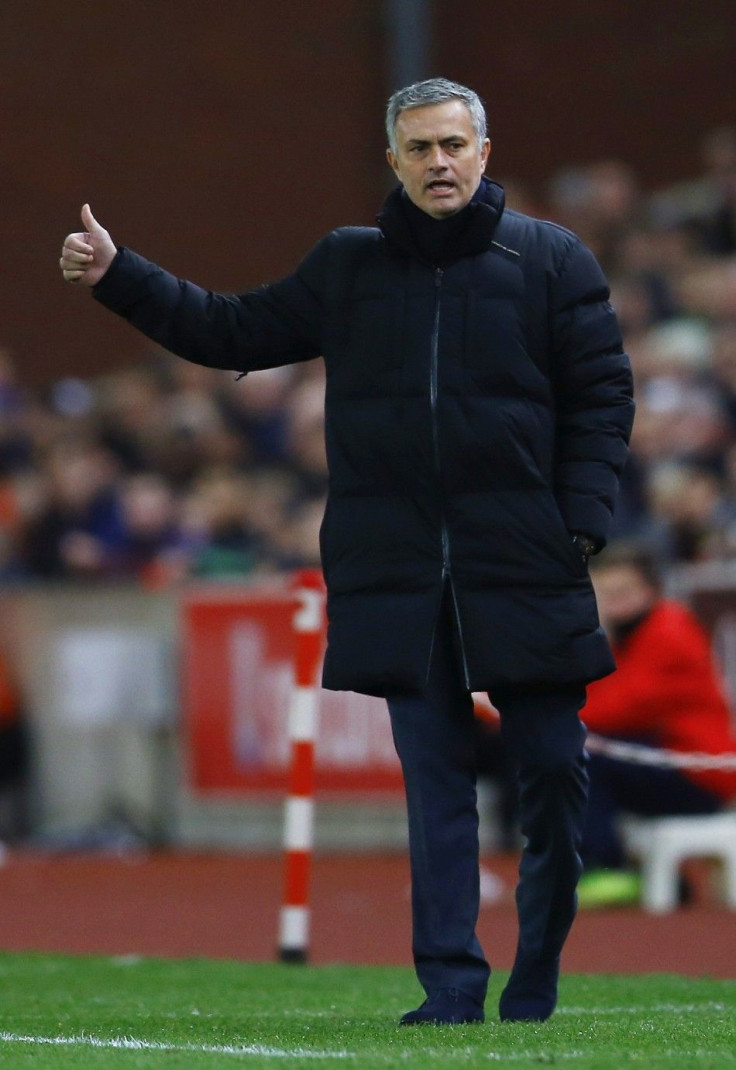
[579,543,736,905]
[0,646,27,843]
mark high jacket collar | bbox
[377,175,506,267]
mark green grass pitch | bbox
[0,953,733,1067]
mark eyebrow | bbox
[405,134,468,147]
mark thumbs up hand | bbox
[60,204,117,285]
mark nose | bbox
[427,145,449,171]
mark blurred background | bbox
[1,0,736,890]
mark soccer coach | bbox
[61,78,634,1026]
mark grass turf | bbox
[0,953,733,1068]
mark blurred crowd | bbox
[524,125,736,565]
[1,126,736,586]
[0,351,328,585]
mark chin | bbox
[424,199,460,218]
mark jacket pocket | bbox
[543,492,590,578]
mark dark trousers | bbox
[386,597,588,1004]
[581,751,722,869]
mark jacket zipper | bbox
[429,270,447,575]
[429,267,471,689]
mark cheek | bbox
[395,162,416,182]
[603,591,642,619]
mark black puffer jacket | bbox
[93,178,634,696]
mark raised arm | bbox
[60,206,326,373]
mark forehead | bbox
[394,99,475,143]
[594,564,648,591]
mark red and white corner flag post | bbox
[277,568,325,963]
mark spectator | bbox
[217,365,294,465]
[699,126,736,256]
[21,437,126,578]
[577,543,736,907]
[182,467,264,579]
[0,645,28,843]
[114,472,189,584]
[643,461,736,563]
[0,347,33,476]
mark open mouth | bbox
[426,180,455,192]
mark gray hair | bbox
[385,77,488,154]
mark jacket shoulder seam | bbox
[497,211,579,273]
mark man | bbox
[0,646,27,843]
[579,544,736,907]
[60,78,634,1024]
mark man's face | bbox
[591,564,657,634]
[387,99,491,219]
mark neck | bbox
[400,185,479,264]
[377,176,505,264]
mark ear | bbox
[386,147,401,179]
[480,139,492,172]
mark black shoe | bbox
[400,987,485,1026]
[499,956,559,1023]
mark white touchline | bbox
[2,1034,733,1065]
[478,1053,735,1064]
[556,1001,728,1016]
[0,1032,354,1059]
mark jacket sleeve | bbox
[91,236,331,373]
[549,238,635,548]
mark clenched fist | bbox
[60,204,117,286]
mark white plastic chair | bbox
[621,810,736,913]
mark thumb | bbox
[81,203,105,236]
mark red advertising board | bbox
[182,586,404,794]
